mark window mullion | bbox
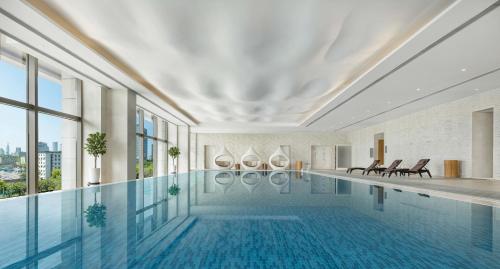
[152,116,158,177]
[26,54,38,195]
[138,109,144,180]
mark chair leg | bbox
[427,170,432,178]
[418,172,423,178]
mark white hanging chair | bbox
[268,147,290,170]
[269,171,290,193]
[240,172,261,193]
[240,147,262,170]
[213,171,235,193]
[213,146,235,169]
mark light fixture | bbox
[416,88,421,91]
[461,68,467,72]
[473,88,480,91]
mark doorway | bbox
[472,109,493,178]
[374,133,385,165]
[311,145,334,170]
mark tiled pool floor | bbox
[143,207,500,269]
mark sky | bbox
[0,59,64,152]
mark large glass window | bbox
[38,60,63,112]
[0,34,81,198]
[135,108,171,179]
[0,105,27,198]
[38,114,77,192]
[0,35,26,103]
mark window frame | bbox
[135,107,175,180]
[0,52,82,195]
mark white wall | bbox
[347,88,500,179]
[193,132,348,170]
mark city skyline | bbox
[1,141,60,155]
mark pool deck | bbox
[310,170,500,207]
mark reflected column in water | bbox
[471,204,493,251]
[310,174,334,194]
[373,186,384,211]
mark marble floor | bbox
[311,170,500,207]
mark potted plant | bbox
[84,190,106,228]
[84,132,107,184]
[168,146,180,174]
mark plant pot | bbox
[89,168,101,184]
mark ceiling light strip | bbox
[306,0,500,127]
[335,66,500,131]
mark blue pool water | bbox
[1,171,499,268]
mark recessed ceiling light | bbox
[416,88,421,91]
[461,68,467,72]
[473,88,480,91]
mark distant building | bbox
[18,156,26,166]
[15,147,21,156]
[0,148,4,156]
[6,143,10,155]
[52,142,58,152]
[38,151,61,179]
[38,142,50,152]
[0,155,17,165]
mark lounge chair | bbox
[346,160,380,175]
[398,159,432,178]
[379,159,403,177]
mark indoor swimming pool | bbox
[0,171,499,268]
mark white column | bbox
[167,122,178,174]
[178,125,189,173]
[61,77,81,190]
[157,121,168,176]
[82,82,106,185]
[101,88,136,183]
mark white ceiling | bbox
[32,0,457,130]
[308,1,500,132]
[5,0,499,133]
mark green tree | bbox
[168,146,181,173]
[51,168,62,180]
[0,180,7,197]
[84,132,107,168]
[6,181,26,197]
[39,168,62,193]
[144,160,154,177]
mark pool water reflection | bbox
[0,171,499,268]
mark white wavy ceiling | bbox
[40,0,453,126]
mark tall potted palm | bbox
[84,132,107,184]
[168,146,180,174]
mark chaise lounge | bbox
[377,159,403,177]
[398,159,432,178]
[346,160,380,175]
